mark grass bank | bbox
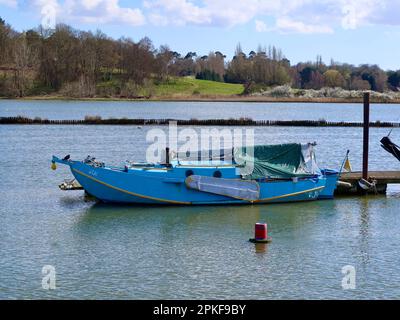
[2,77,400,104]
[151,77,244,96]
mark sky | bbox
[1,0,400,70]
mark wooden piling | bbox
[362,92,370,180]
[1,115,399,128]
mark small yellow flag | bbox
[343,157,352,172]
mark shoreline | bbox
[1,95,400,104]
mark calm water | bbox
[2,99,400,122]
[1,100,400,299]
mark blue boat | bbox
[319,169,340,199]
[51,143,338,205]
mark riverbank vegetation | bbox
[1,17,400,101]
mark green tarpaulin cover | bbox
[172,143,320,180]
[234,143,317,179]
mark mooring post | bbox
[362,92,370,180]
[166,147,170,166]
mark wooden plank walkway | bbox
[340,171,400,184]
[337,171,400,195]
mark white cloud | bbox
[143,0,210,26]
[81,0,102,11]
[33,0,59,28]
[66,0,145,26]
[148,13,169,26]
[143,0,400,34]
[202,1,269,27]
[0,0,17,7]
[255,20,267,32]
[32,0,145,27]
[340,0,384,29]
[144,0,306,28]
[144,0,272,27]
[10,0,400,33]
[276,17,334,34]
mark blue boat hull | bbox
[54,158,327,205]
[318,169,339,199]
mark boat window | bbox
[185,170,194,177]
[213,170,222,178]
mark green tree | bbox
[387,71,400,91]
[323,69,345,88]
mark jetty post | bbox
[362,92,370,180]
[166,147,170,165]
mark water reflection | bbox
[358,197,371,267]
[77,202,263,230]
[77,200,332,226]
[254,243,269,254]
[59,193,93,208]
[72,199,340,250]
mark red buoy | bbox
[255,222,267,240]
[249,222,271,243]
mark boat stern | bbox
[319,169,339,199]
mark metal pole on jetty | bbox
[362,92,370,180]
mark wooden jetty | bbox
[335,94,400,195]
[336,171,400,195]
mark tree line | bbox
[1,17,399,98]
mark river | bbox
[1,100,400,299]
